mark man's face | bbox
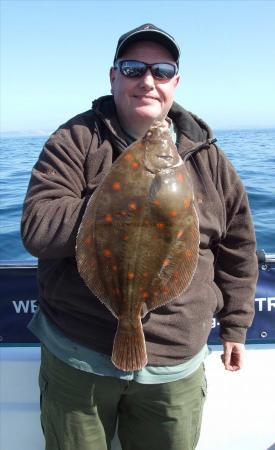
[110,41,180,131]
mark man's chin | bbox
[133,106,162,122]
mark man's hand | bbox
[221,341,245,371]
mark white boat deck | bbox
[1,344,274,450]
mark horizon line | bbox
[1,126,275,138]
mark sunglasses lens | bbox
[152,63,176,79]
[120,61,146,78]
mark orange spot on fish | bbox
[113,287,121,296]
[142,292,149,300]
[105,214,113,222]
[124,153,133,161]
[127,272,135,280]
[128,202,137,210]
[131,161,140,169]
[169,210,177,217]
[84,237,92,246]
[177,174,184,183]
[156,223,165,230]
[185,249,192,258]
[183,199,191,209]
[112,181,121,190]
[103,249,112,257]
[153,199,161,206]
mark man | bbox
[21,24,258,450]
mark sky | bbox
[1,0,275,133]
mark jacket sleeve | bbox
[21,118,95,259]
[214,152,259,344]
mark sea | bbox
[0,128,275,262]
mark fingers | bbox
[220,352,241,371]
[221,341,245,371]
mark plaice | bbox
[76,121,199,371]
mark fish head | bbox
[142,121,182,173]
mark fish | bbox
[76,121,199,371]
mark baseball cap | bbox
[113,23,180,66]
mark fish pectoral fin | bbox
[111,318,147,371]
[149,174,162,200]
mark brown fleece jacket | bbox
[21,95,258,364]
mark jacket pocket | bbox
[207,280,224,314]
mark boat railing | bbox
[1,250,274,268]
[0,250,275,345]
[256,250,275,267]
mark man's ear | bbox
[110,67,116,86]
[173,73,180,88]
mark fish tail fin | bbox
[112,319,147,371]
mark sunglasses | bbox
[114,60,178,80]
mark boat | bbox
[1,252,275,450]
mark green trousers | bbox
[39,345,207,450]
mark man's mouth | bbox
[134,95,159,101]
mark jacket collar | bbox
[92,95,215,159]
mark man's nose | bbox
[139,68,155,88]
